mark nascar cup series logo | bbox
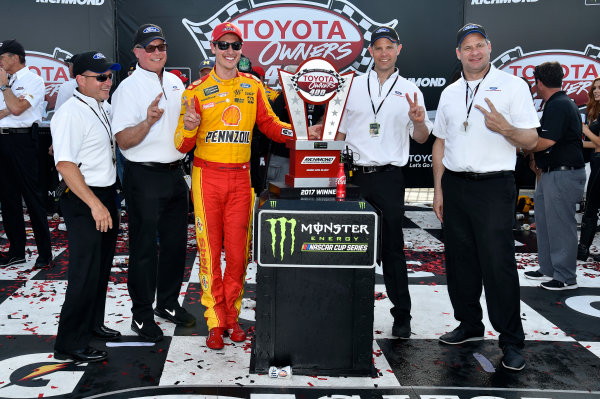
[493,44,600,111]
[182,0,397,87]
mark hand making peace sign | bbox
[405,92,425,124]
[182,96,201,131]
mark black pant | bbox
[0,132,52,260]
[353,167,410,325]
[442,171,524,348]
[123,161,189,321]
[583,153,600,223]
[55,186,118,351]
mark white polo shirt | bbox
[433,66,540,173]
[51,90,116,187]
[339,69,432,167]
[54,79,78,110]
[0,66,44,128]
[111,66,185,163]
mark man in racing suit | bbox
[175,22,320,350]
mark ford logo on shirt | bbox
[240,83,251,88]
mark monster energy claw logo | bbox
[270,200,277,208]
[358,201,366,210]
[266,217,297,260]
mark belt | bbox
[0,127,32,134]
[446,169,513,180]
[353,164,400,174]
[134,160,183,170]
[194,158,250,171]
[89,184,116,192]
[543,165,583,173]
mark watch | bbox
[0,85,9,92]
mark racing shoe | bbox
[226,323,246,342]
[154,306,196,327]
[206,327,225,350]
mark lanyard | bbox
[74,94,115,163]
[367,70,399,122]
[463,65,491,129]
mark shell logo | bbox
[221,105,241,126]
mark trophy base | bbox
[268,181,360,199]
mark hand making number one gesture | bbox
[405,92,425,124]
[183,96,201,131]
[146,93,164,126]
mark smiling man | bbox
[335,25,432,341]
[0,39,53,269]
[51,51,121,362]
[432,23,539,371]
[175,22,320,350]
[111,24,195,343]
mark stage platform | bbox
[0,204,599,398]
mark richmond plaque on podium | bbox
[278,58,354,188]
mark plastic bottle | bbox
[336,162,346,201]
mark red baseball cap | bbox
[170,69,188,84]
[252,66,265,79]
[211,22,243,42]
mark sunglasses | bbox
[213,41,242,51]
[81,73,113,82]
[138,43,168,53]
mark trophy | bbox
[278,58,354,188]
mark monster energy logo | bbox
[270,200,277,208]
[266,217,297,260]
[358,201,366,210]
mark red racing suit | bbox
[175,70,294,331]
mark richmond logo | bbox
[182,0,397,87]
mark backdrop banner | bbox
[2,0,597,187]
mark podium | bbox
[250,192,378,377]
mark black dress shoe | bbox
[392,320,411,339]
[93,325,121,340]
[33,257,54,270]
[54,346,108,362]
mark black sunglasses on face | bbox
[81,73,113,82]
[139,43,168,53]
[213,41,242,51]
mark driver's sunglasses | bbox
[138,43,168,53]
[213,41,242,51]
